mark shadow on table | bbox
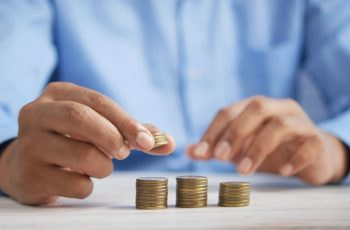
[41,202,112,209]
[35,202,136,210]
[251,181,350,192]
[252,181,306,192]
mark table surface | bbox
[0,172,349,230]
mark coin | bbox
[151,132,169,148]
[218,181,251,207]
[136,177,168,210]
[176,176,208,208]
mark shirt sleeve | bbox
[304,0,350,146]
[0,0,57,145]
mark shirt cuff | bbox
[0,190,8,197]
[0,139,13,197]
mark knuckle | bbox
[90,93,107,109]
[217,107,231,120]
[249,96,268,112]
[270,116,287,128]
[45,82,75,92]
[45,82,61,92]
[44,82,77,98]
[123,117,137,131]
[18,103,35,125]
[63,103,89,125]
[74,178,93,199]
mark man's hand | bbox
[187,96,347,185]
[0,82,175,205]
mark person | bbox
[0,0,349,205]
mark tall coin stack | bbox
[136,177,168,210]
[152,132,168,148]
[218,182,250,207]
[176,176,208,208]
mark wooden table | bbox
[1,172,349,229]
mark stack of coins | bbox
[152,132,168,148]
[135,177,168,209]
[176,176,208,208]
[218,182,250,207]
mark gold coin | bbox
[219,192,250,196]
[153,142,168,148]
[220,182,250,187]
[218,203,249,207]
[176,204,207,208]
[137,177,168,182]
[176,175,208,208]
[136,177,168,210]
[218,181,251,208]
[177,175,207,181]
[151,132,169,148]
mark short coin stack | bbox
[218,182,250,207]
[152,132,168,148]
[176,176,208,208]
[136,177,168,209]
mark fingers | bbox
[42,82,155,151]
[187,95,323,180]
[45,167,94,199]
[236,116,300,174]
[279,136,321,177]
[187,143,212,160]
[189,99,249,159]
[214,97,295,162]
[37,101,125,158]
[142,124,176,155]
[40,133,116,178]
[235,116,320,177]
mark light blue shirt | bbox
[1,0,350,172]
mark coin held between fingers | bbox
[152,132,169,149]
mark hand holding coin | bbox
[0,82,175,205]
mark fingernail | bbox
[194,142,209,157]
[238,157,252,174]
[114,145,130,160]
[280,163,293,176]
[214,141,231,160]
[136,131,154,150]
